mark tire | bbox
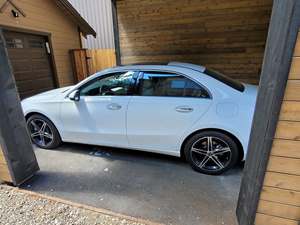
[26,114,62,149]
[184,131,239,175]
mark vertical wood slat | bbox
[87,49,116,74]
[70,48,116,82]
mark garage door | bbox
[3,31,56,99]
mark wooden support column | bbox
[237,1,300,225]
[111,0,121,66]
[0,29,39,186]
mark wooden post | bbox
[0,29,39,186]
[111,0,121,66]
[236,1,300,225]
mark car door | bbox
[127,71,213,155]
[60,71,137,148]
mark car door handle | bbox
[107,103,122,110]
[175,106,194,113]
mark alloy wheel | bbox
[28,119,54,147]
[190,136,232,172]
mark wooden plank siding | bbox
[0,0,82,87]
[255,31,300,225]
[0,148,5,162]
[0,146,12,183]
[116,0,273,84]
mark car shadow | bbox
[40,142,244,174]
[25,143,244,192]
[49,142,184,164]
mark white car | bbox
[22,62,257,175]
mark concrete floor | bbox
[21,144,242,225]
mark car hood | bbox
[23,86,74,102]
[37,86,73,96]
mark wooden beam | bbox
[236,1,300,225]
[111,0,121,65]
[8,0,26,17]
[0,1,10,13]
[0,29,39,186]
[0,0,26,17]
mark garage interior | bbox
[1,1,300,225]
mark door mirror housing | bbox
[69,90,80,101]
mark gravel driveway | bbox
[0,185,159,225]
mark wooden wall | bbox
[116,0,273,84]
[0,146,12,183]
[0,0,82,86]
[255,32,300,225]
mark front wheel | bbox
[27,114,62,149]
[184,131,239,175]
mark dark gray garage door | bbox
[3,31,56,99]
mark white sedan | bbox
[22,62,257,175]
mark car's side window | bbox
[138,72,210,98]
[80,71,136,96]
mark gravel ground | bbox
[0,185,156,225]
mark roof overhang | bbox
[54,0,96,38]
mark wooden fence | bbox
[70,49,116,82]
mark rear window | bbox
[204,69,245,92]
[138,72,210,98]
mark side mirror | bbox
[69,90,80,101]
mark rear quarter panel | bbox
[178,82,257,160]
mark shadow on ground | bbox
[21,143,243,225]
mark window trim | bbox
[78,71,138,97]
[135,70,212,99]
[204,68,245,92]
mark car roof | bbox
[102,62,206,74]
[167,62,206,72]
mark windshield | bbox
[204,68,245,92]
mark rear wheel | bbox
[184,131,239,175]
[27,114,62,149]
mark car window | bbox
[138,72,210,98]
[204,68,245,92]
[80,71,136,96]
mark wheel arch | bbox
[25,111,62,139]
[180,128,244,162]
